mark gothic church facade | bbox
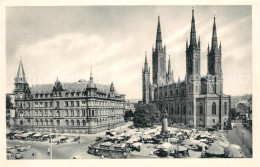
[142,9,231,128]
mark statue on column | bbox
[161,108,169,134]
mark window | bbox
[35,110,38,117]
[56,110,60,117]
[213,119,215,123]
[45,110,48,116]
[76,101,79,107]
[45,119,48,125]
[77,120,80,126]
[27,102,30,108]
[92,110,94,116]
[76,110,80,117]
[65,101,68,107]
[35,119,38,125]
[49,102,53,107]
[183,105,186,115]
[224,102,227,115]
[81,101,86,106]
[82,110,85,117]
[50,119,53,125]
[70,101,74,107]
[212,102,216,115]
[82,120,86,126]
[199,103,203,115]
[56,101,60,108]
[71,120,74,126]
[20,120,23,125]
[66,120,69,126]
[177,105,179,114]
[19,111,24,117]
[39,102,43,108]
[44,102,48,107]
[65,110,68,117]
[71,110,74,117]
[57,120,60,126]
[170,90,173,96]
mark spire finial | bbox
[90,62,93,81]
[190,7,196,46]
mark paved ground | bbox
[7,122,132,159]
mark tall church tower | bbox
[185,9,201,128]
[142,52,150,104]
[186,9,201,95]
[207,16,223,94]
[14,58,30,100]
[152,16,167,85]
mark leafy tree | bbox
[133,103,160,128]
[124,110,134,118]
[6,95,14,110]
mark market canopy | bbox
[206,144,225,155]
[33,133,42,137]
[156,142,173,149]
[224,146,245,158]
[214,140,230,148]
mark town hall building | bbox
[142,9,231,128]
[11,60,125,134]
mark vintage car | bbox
[17,147,28,152]
[15,153,24,159]
[7,153,15,159]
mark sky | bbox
[6,6,252,99]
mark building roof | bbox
[30,81,115,94]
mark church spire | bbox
[189,8,197,47]
[211,15,218,51]
[168,54,172,74]
[144,51,149,72]
[156,15,163,51]
[15,57,27,83]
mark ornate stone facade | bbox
[142,9,231,128]
[11,61,125,134]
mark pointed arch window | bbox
[212,102,216,115]
[199,103,203,115]
[224,102,227,115]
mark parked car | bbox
[7,148,17,154]
[17,147,27,152]
[15,153,24,159]
[7,153,15,159]
[14,145,22,149]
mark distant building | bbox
[142,9,231,129]
[10,60,125,134]
[125,100,136,112]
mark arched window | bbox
[77,120,80,126]
[19,111,24,117]
[212,102,216,115]
[199,103,203,115]
[57,110,60,117]
[66,120,69,126]
[224,102,227,115]
[71,120,74,126]
[82,120,86,126]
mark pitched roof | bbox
[30,81,116,94]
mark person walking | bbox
[32,153,35,159]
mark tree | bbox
[6,95,14,110]
[6,94,14,128]
[133,103,160,128]
[124,110,134,121]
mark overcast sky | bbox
[6,6,252,99]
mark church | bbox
[142,9,231,128]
